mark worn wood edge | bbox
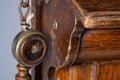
[84,11,120,28]
[67,0,86,23]
[68,0,120,29]
[31,0,42,79]
[59,18,85,68]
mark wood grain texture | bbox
[84,11,120,28]
[75,0,120,11]
[56,65,97,80]
[98,62,120,80]
[56,62,120,80]
[76,29,120,63]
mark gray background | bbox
[0,0,21,80]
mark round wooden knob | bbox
[12,30,48,67]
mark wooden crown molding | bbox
[68,0,120,28]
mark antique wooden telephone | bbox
[12,0,120,80]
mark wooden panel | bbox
[56,65,97,80]
[76,29,120,63]
[56,62,120,80]
[98,62,120,80]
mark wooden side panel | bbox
[98,62,120,80]
[56,65,97,80]
[56,62,120,80]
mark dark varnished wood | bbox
[76,29,120,63]
[75,0,120,11]
[31,0,120,80]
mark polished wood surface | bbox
[16,64,31,80]
[56,65,97,80]
[56,62,120,80]
[77,29,120,63]
[30,0,120,80]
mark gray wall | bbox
[0,0,21,80]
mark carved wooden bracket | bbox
[13,0,120,80]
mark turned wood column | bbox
[16,64,31,80]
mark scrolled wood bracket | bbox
[60,19,85,68]
[31,1,85,79]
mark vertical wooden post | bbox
[16,64,31,80]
